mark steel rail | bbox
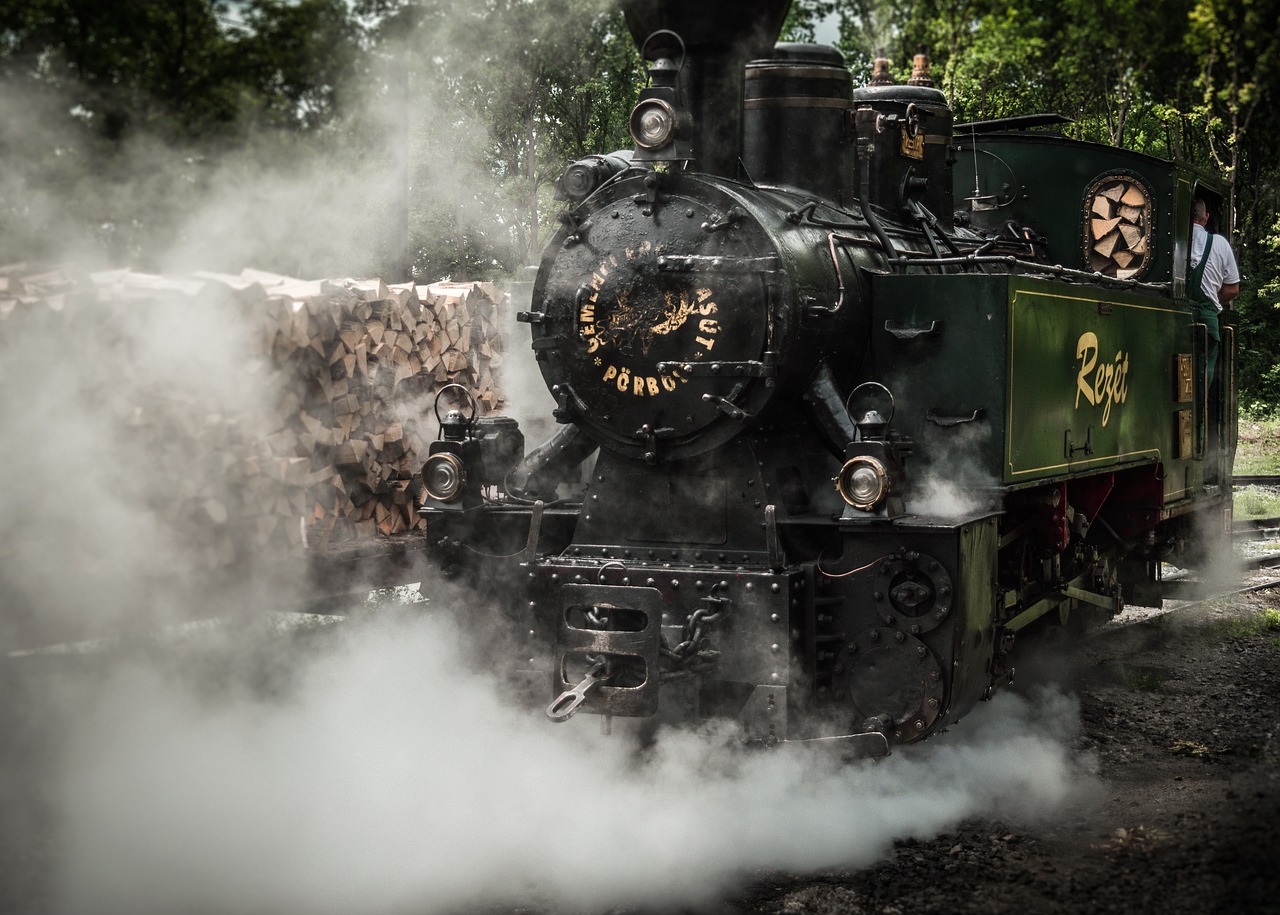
[1234,517,1280,540]
[1160,573,1280,612]
[1234,475,1280,488]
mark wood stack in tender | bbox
[0,263,508,569]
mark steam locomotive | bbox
[418,0,1234,755]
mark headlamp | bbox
[835,456,890,511]
[629,99,677,150]
[422,452,466,502]
[560,162,598,200]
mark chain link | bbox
[660,591,730,680]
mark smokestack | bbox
[619,0,792,177]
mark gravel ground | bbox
[730,580,1280,915]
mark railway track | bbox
[1235,516,1280,540]
[1234,474,1280,487]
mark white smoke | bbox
[905,419,1000,519]
[49,609,1095,915]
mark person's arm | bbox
[1217,241,1242,307]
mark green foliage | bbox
[780,0,837,44]
[354,0,641,279]
[0,0,370,267]
[1219,607,1280,639]
[1231,213,1280,410]
[2,0,1279,381]
[1234,411,1280,472]
[1234,486,1280,517]
[0,0,361,139]
[239,0,362,130]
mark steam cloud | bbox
[2,8,1093,914]
[49,611,1095,915]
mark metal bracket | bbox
[633,173,663,214]
[702,205,745,233]
[656,352,777,378]
[765,504,784,572]
[1065,426,1094,458]
[926,408,983,427]
[634,423,674,464]
[551,383,581,424]
[885,319,939,341]
[701,393,751,420]
[551,584,664,718]
[559,211,587,246]
[523,500,544,565]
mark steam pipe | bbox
[803,362,860,459]
[508,424,599,499]
[859,198,899,267]
[855,130,900,267]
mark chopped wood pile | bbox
[0,263,509,569]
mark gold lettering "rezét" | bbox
[1074,331,1130,427]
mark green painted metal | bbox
[1005,277,1184,483]
[871,273,1197,503]
[952,131,1225,291]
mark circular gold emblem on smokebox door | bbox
[576,246,721,400]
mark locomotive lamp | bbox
[836,455,890,510]
[630,97,678,149]
[836,443,908,519]
[628,33,692,162]
[422,451,466,502]
[836,385,909,519]
[421,408,481,511]
[420,386,485,513]
[419,387,526,512]
[555,152,633,203]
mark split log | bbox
[1093,231,1121,259]
[1091,217,1122,240]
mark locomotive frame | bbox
[416,0,1235,756]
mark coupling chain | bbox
[661,592,731,679]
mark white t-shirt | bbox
[1190,222,1241,311]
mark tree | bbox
[238,0,362,131]
[0,0,369,266]
[357,0,641,279]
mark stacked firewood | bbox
[0,263,509,568]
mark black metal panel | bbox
[851,84,954,230]
[619,0,791,53]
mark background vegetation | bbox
[1,0,1277,408]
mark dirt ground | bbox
[730,584,1280,915]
